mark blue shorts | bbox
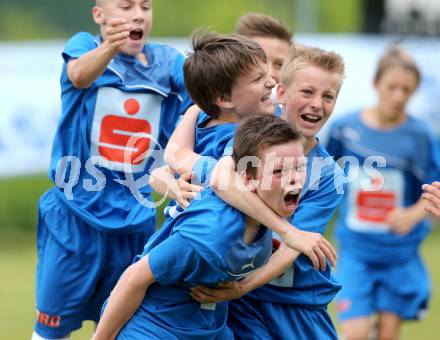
[34,189,154,339]
[335,251,430,322]
[228,295,338,340]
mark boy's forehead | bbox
[291,65,342,90]
[258,141,303,161]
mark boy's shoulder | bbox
[145,42,184,63]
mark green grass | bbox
[0,175,439,339]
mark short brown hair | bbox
[374,45,421,86]
[184,29,266,118]
[235,12,293,45]
[232,114,302,176]
[280,45,345,89]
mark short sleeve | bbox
[292,159,343,234]
[62,32,97,63]
[148,233,202,285]
[325,121,344,161]
[170,53,193,117]
[425,128,440,184]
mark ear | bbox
[215,96,234,110]
[242,171,258,193]
[276,83,287,105]
[92,6,105,25]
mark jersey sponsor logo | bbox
[36,309,60,328]
[241,255,256,271]
[347,167,403,232]
[90,87,163,173]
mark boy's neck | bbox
[362,107,406,130]
[207,111,240,127]
[136,53,148,66]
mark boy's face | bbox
[374,66,417,121]
[278,65,342,141]
[94,0,153,56]
[247,141,305,218]
[252,36,290,83]
[227,60,276,116]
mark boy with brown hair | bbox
[235,12,293,83]
[94,114,305,339]
[191,45,346,339]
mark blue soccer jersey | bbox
[114,188,273,339]
[49,32,192,232]
[326,112,440,263]
[164,111,236,218]
[245,143,344,307]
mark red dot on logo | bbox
[124,98,140,115]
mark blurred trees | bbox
[0,0,361,40]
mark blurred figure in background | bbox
[234,12,293,84]
[326,46,440,340]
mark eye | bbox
[323,94,335,102]
[301,89,312,96]
[273,168,283,175]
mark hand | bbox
[283,228,337,271]
[175,172,204,208]
[422,182,440,219]
[103,18,131,52]
[386,207,420,235]
[190,281,245,303]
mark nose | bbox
[309,96,323,111]
[133,5,145,22]
[265,74,276,89]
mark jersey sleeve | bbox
[170,53,193,117]
[148,233,203,285]
[325,121,344,161]
[62,32,97,63]
[425,128,440,184]
[292,161,343,234]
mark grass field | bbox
[0,175,439,339]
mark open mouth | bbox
[283,189,301,208]
[129,29,144,41]
[301,113,321,123]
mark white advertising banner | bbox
[0,35,439,177]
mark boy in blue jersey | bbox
[158,40,338,266]
[326,47,440,340]
[93,114,305,339]
[189,45,346,340]
[33,1,192,339]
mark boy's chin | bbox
[120,43,145,56]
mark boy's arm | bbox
[211,156,336,270]
[423,181,440,219]
[164,105,201,174]
[387,196,429,235]
[191,244,300,303]
[93,255,155,340]
[68,19,130,88]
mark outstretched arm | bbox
[93,256,155,340]
[68,18,130,88]
[422,182,440,219]
[211,156,336,270]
